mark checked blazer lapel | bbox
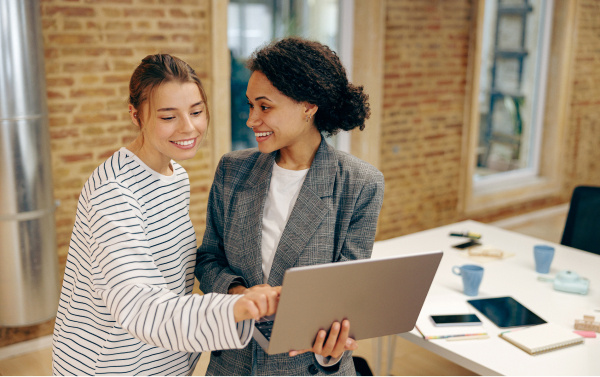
[233,152,275,287]
[267,138,337,286]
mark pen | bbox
[427,333,487,340]
[449,231,481,239]
[446,334,489,341]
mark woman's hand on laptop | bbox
[288,319,358,358]
[233,285,281,322]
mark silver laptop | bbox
[253,250,443,355]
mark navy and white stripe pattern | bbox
[52,148,252,376]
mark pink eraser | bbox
[574,330,596,338]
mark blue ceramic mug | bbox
[534,245,555,274]
[452,264,484,296]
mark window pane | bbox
[497,15,523,50]
[475,0,552,182]
[494,58,522,92]
[228,0,342,151]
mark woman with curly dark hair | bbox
[196,37,385,376]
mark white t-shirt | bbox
[261,162,309,283]
[260,161,342,367]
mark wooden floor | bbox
[0,206,568,376]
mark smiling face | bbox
[246,71,320,160]
[130,81,207,175]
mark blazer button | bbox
[212,351,222,357]
[308,364,318,375]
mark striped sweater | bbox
[52,148,252,376]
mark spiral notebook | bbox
[499,323,584,355]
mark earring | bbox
[306,114,312,122]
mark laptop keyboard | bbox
[255,320,274,340]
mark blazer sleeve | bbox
[336,168,385,263]
[195,158,248,294]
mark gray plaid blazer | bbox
[195,137,384,376]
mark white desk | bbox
[372,220,600,376]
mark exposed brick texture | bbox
[1,0,213,347]
[4,0,600,347]
[378,0,471,239]
[564,0,600,191]
[376,0,600,240]
[41,0,212,258]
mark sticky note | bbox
[573,330,596,338]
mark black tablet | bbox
[467,296,547,328]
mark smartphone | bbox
[430,314,482,327]
[452,240,481,249]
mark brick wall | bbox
[378,0,472,239]
[376,0,600,240]
[42,0,213,262]
[564,0,600,190]
[0,0,213,348]
[4,0,600,347]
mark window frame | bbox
[211,0,232,169]
[474,0,554,191]
[330,0,355,153]
[459,0,576,215]
[348,0,384,169]
[210,0,384,171]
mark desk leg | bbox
[373,337,382,376]
[386,335,397,375]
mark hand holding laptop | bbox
[234,285,282,322]
[289,319,358,359]
[252,251,442,355]
[234,283,357,358]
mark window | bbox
[475,0,553,189]
[227,0,352,152]
[461,0,575,213]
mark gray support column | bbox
[0,0,59,326]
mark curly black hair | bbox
[246,36,370,136]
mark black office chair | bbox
[561,185,600,255]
